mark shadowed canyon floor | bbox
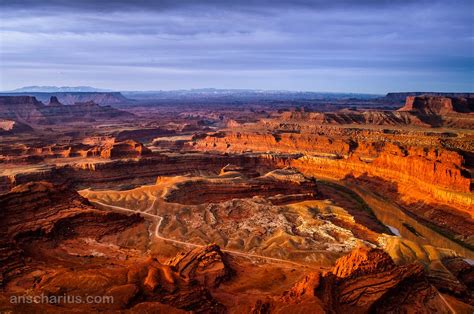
[0,94,473,312]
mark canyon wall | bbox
[0,96,134,125]
[0,181,237,312]
[0,92,130,106]
[0,181,144,286]
[0,139,150,162]
[399,96,474,114]
[194,132,473,211]
[0,154,277,194]
[383,92,474,105]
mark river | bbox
[344,182,474,259]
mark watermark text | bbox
[10,293,114,305]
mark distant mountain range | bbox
[121,89,382,101]
[4,86,385,105]
[7,86,112,93]
[7,87,471,107]
[8,86,382,98]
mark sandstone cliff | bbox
[100,140,152,159]
[0,119,33,135]
[0,153,278,193]
[279,247,457,313]
[195,132,472,209]
[399,96,474,114]
[0,95,134,125]
[0,181,143,286]
[0,96,46,124]
[383,92,474,104]
[0,92,130,105]
[0,182,234,312]
[166,244,234,288]
[316,247,452,313]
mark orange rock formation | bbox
[195,132,472,210]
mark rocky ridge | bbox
[195,132,472,209]
[281,247,464,313]
[0,182,234,312]
[400,95,473,113]
[1,180,472,312]
[0,96,134,125]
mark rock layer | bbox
[195,132,472,209]
[0,95,134,125]
[0,181,143,286]
[399,96,474,114]
[0,153,278,194]
[311,247,453,313]
[0,181,234,312]
[166,244,234,287]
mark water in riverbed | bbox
[349,184,474,260]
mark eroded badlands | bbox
[0,94,473,312]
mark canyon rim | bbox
[1,0,473,313]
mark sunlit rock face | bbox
[399,96,474,114]
[0,93,473,312]
[195,131,471,207]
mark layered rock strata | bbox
[0,182,234,312]
[0,96,134,125]
[0,153,277,194]
[195,132,472,210]
[281,247,462,313]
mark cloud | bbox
[0,0,472,92]
[0,0,436,12]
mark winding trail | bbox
[90,199,320,269]
[88,191,456,312]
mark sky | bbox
[0,0,473,93]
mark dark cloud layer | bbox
[0,0,472,92]
[0,0,434,11]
